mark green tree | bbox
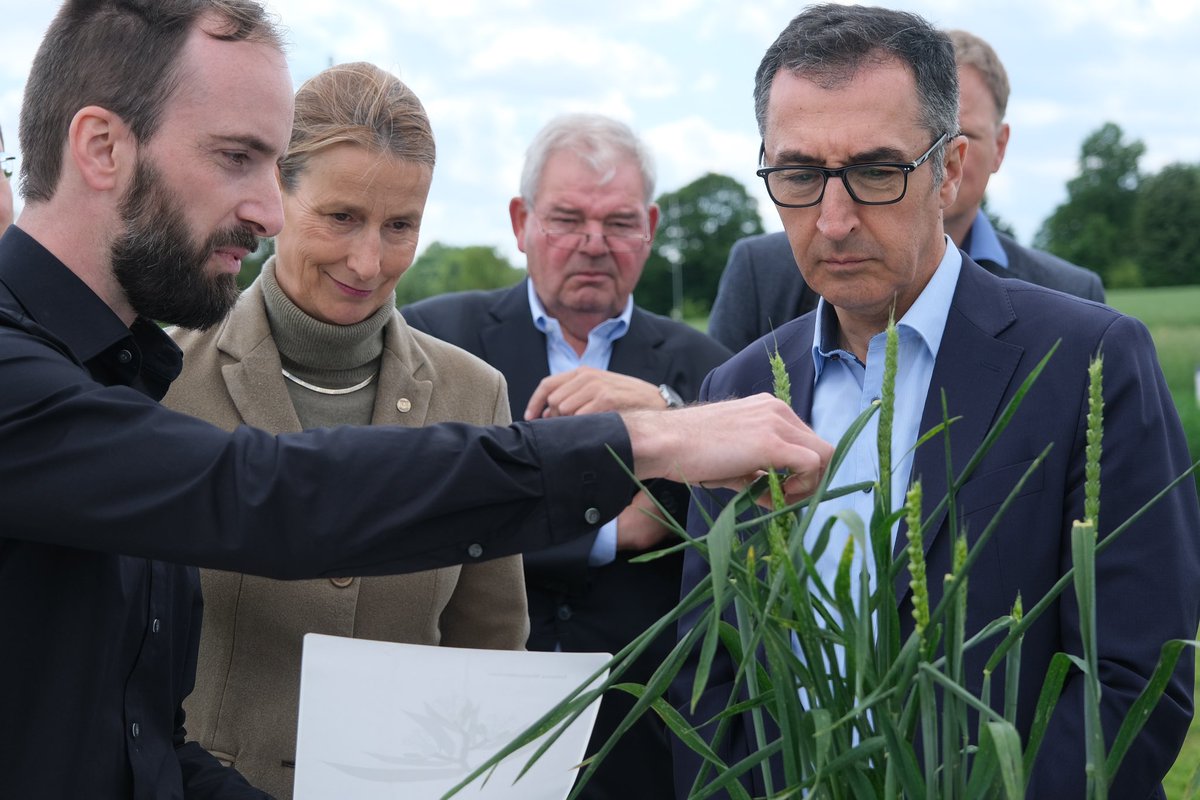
[639,172,764,317]
[1132,162,1200,288]
[1034,122,1145,287]
[237,237,274,289]
[395,242,524,305]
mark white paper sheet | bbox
[294,633,610,800]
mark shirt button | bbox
[584,507,601,525]
[117,349,133,364]
[467,543,483,559]
[396,398,412,413]
[556,604,572,621]
[152,618,160,634]
[131,722,140,739]
[329,577,354,588]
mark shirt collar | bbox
[0,225,132,362]
[526,277,633,344]
[0,224,183,391]
[963,208,1008,270]
[810,235,962,376]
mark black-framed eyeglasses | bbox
[0,155,13,180]
[756,132,950,209]
[533,212,651,254]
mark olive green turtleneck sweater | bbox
[260,256,392,429]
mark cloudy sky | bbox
[2,0,1198,268]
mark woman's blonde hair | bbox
[278,61,434,191]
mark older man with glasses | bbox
[404,112,732,800]
[673,5,1199,799]
[708,29,1105,355]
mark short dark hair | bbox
[19,0,284,202]
[753,4,958,182]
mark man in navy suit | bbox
[673,6,1199,798]
[708,28,1105,354]
[404,113,731,800]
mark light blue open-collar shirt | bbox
[964,208,1008,269]
[806,237,962,612]
[527,279,634,566]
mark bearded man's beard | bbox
[111,156,258,330]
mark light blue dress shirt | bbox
[793,240,961,691]
[964,208,1008,269]
[527,279,634,566]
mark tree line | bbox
[236,121,1199,311]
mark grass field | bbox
[1109,286,1200,798]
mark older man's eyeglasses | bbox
[757,132,950,209]
[0,154,14,180]
[534,213,651,254]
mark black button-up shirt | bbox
[0,226,634,798]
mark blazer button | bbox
[556,604,572,621]
[467,543,483,559]
[584,507,601,525]
[396,398,412,413]
[329,576,355,588]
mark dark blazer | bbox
[676,256,1198,799]
[404,280,732,800]
[708,229,1106,353]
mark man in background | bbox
[404,112,732,800]
[708,27,1104,354]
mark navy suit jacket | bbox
[708,229,1106,353]
[676,256,1198,799]
[404,279,731,800]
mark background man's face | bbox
[513,150,657,324]
[763,60,963,330]
[945,64,1010,231]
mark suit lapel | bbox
[892,258,1023,602]
[609,308,668,384]
[480,281,551,416]
[216,281,303,434]
[371,314,434,428]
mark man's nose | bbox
[238,169,285,237]
[815,176,860,241]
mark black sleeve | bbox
[0,325,636,579]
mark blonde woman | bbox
[163,63,528,799]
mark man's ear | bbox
[992,122,1011,173]
[646,202,660,244]
[939,133,968,209]
[68,106,134,193]
[509,196,530,254]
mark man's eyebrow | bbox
[772,145,911,166]
[209,134,278,156]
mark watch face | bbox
[659,384,684,408]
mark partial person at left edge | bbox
[0,123,14,230]
[0,1,834,799]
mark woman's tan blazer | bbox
[163,277,528,800]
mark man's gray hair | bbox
[520,113,656,207]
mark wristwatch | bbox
[658,383,685,409]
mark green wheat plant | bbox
[443,324,1200,800]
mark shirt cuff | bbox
[588,519,618,566]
